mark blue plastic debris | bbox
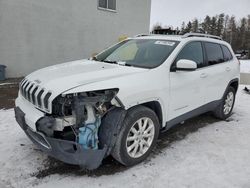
[78,118,101,150]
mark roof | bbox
[134,34,183,41]
[133,33,229,46]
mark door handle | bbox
[226,67,231,72]
[200,73,207,78]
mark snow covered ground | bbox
[0,83,13,86]
[240,60,250,73]
[1,85,250,188]
[240,60,250,85]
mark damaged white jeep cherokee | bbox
[15,33,240,169]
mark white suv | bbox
[15,33,240,169]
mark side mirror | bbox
[176,59,197,71]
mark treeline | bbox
[180,14,250,53]
[154,14,250,55]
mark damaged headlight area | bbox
[37,89,119,149]
[23,88,126,169]
[15,89,126,170]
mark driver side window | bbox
[175,41,204,68]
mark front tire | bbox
[111,106,160,166]
[213,86,236,120]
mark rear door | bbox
[202,42,233,103]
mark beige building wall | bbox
[0,0,151,77]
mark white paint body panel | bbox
[169,69,206,120]
[15,93,45,130]
[16,35,240,128]
[176,59,197,70]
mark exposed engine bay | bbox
[36,89,121,150]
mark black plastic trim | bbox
[114,96,125,108]
[224,78,239,95]
[164,100,222,131]
[14,107,107,170]
[176,67,197,72]
[99,107,127,156]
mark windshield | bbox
[95,39,179,68]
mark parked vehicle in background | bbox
[15,33,240,169]
[235,50,249,60]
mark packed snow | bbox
[240,60,250,85]
[240,60,250,73]
[0,83,14,86]
[1,85,250,188]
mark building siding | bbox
[0,0,151,77]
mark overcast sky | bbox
[150,0,250,29]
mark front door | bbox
[168,41,207,120]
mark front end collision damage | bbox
[15,88,127,170]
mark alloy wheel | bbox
[126,117,155,158]
[224,91,234,115]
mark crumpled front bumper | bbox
[14,107,107,170]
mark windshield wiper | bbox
[102,60,118,64]
[101,60,134,67]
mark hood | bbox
[26,59,147,96]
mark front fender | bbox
[119,96,167,128]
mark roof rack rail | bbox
[182,33,222,40]
[135,33,152,37]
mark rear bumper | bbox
[14,107,107,170]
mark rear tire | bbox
[213,86,236,120]
[111,106,160,166]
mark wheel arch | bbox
[224,78,239,97]
[136,101,164,128]
[229,78,239,92]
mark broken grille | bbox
[20,79,52,112]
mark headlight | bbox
[52,89,119,117]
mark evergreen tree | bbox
[152,14,250,56]
[246,15,250,58]
[210,16,217,35]
[180,22,186,34]
[202,16,211,34]
[216,13,225,36]
[223,15,230,41]
[239,18,247,49]
[191,19,199,33]
[185,21,192,33]
[228,16,237,49]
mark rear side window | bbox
[221,45,233,61]
[175,42,204,68]
[204,42,224,65]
